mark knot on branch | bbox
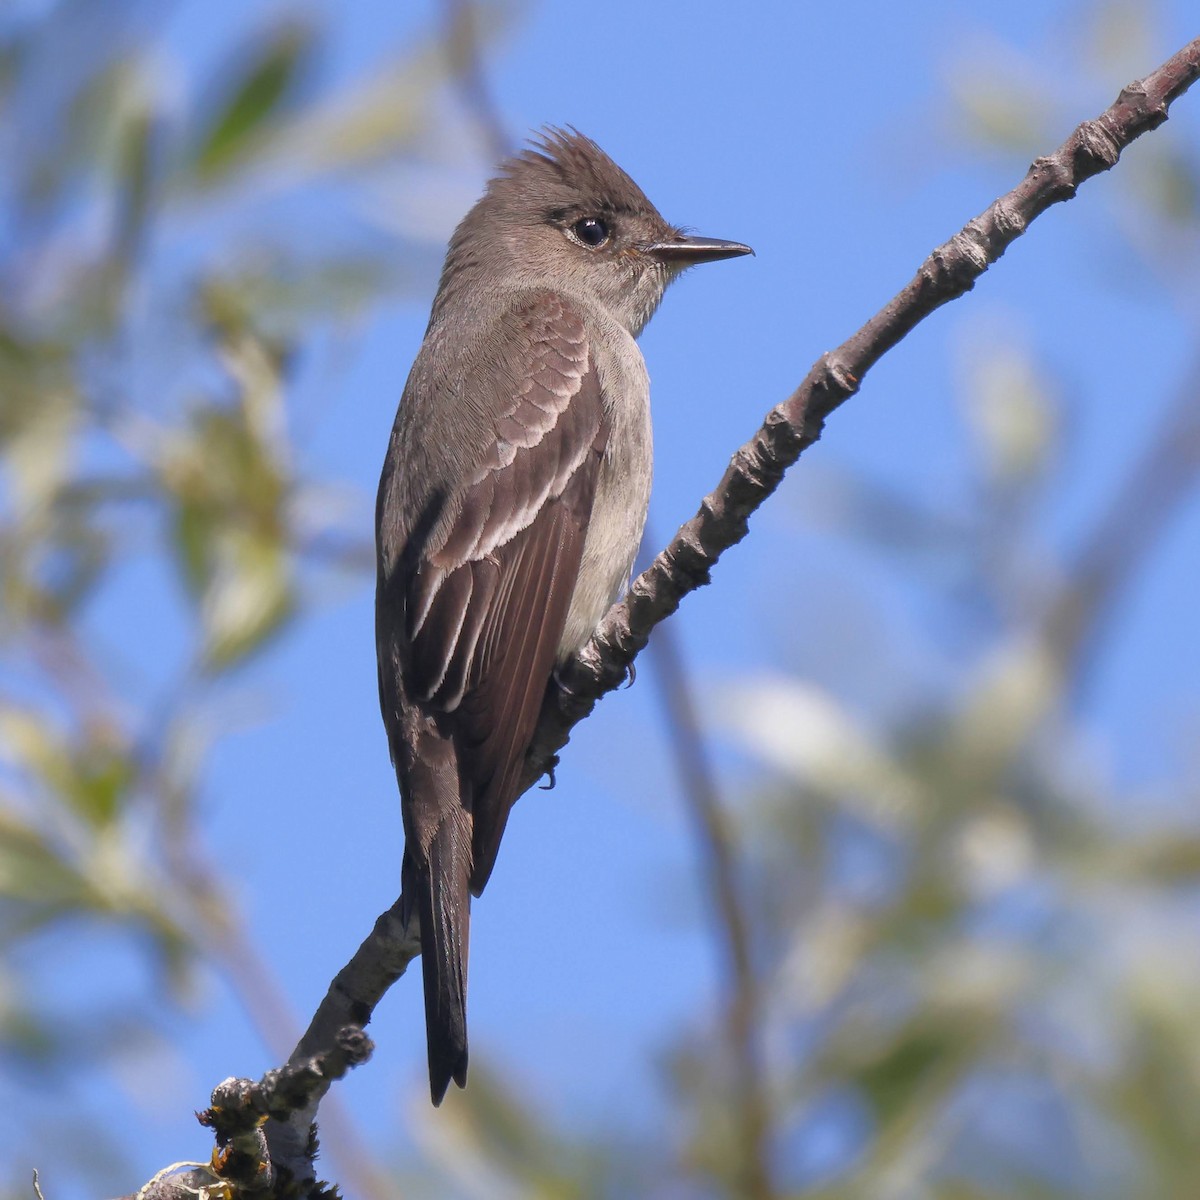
[199,1080,274,1194]
[819,354,861,398]
[203,1078,270,1139]
[987,198,1028,242]
[1115,78,1169,124]
[922,228,989,296]
[202,1027,373,1139]
[197,1031,371,1195]
[1072,117,1123,175]
[1025,154,1078,202]
[668,515,715,586]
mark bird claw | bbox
[539,755,560,791]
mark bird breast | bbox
[557,314,653,660]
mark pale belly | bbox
[557,448,651,657]
[557,328,652,660]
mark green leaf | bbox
[200,523,294,669]
[0,708,133,828]
[855,1023,960,1125]
[65,733,136,828]
[162,335,296,670]
[190,22,316,183]
[0,805,94,911]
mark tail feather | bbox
[412,812,472,1105]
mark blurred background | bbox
[2,1,1199,1197]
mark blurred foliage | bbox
[0,0,475,1195]
[190,21,318,183]
[1,2,1199,1199]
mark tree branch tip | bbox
[203,1077,262,1126]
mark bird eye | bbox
[571,216,610,248]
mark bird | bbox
[375,127,751,1104]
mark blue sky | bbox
[7,0,1200,1194]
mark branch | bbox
[441,0,511,161]
[119,36,1200,1199]
[1043,347,1200,694]
[647,616,775,1197]
[523,36,1200,790]
[261,900,419,1188]
[113,1029,371,1200]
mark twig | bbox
[111,1029,375,1199]
[263,899,420,1187]
[441,0,511,161]
[523,37,1200,791]
[198,1027,373,1190]
[1043,348,1200,693]
[647,615,775,1198]
[202,902,401,1200]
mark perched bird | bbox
[375,128,750,1104]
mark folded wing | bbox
[399,291,609,894]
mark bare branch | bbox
[1044,348,1200,693]
[441,0,511,161]
[204,1029,372,1187]
[647,616,775,1197]
[263,899,419,1187]
[524,37,1200,789]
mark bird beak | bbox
[641,235,754,265]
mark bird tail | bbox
[406,809,472,1105]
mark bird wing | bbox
[392,290,609,895]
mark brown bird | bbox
[375,128,750,1103]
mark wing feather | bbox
[387,291,609,894]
